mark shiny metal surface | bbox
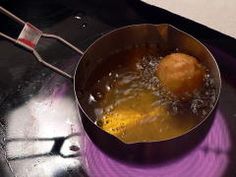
[74,24,221,162]
[0,1,236,177]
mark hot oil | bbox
[86,45,216,143]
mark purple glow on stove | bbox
[82,111,231,177]
[52,83,68,98]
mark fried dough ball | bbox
[156,53,205,98]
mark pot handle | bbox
[0,6,84,80]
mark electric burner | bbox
[1,1,236,177]
[83,112,231,177]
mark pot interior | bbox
[74,24,221,143]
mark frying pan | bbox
[0,6,221,164]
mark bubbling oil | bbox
[86,45,216,143]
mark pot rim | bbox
[73,23,222,145]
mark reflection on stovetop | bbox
[1,0,236,177]
[0,3,111,175]
[5,72,85,177]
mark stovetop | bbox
[1,1,236,177]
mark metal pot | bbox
[0,7,221,164]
